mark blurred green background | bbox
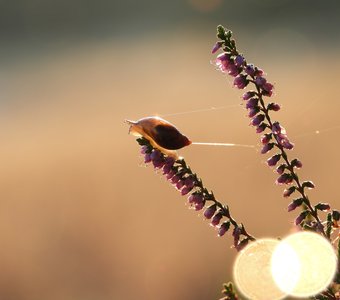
[1,1,340,299]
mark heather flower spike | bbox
[133,137,255,249]
[212,25,329,239]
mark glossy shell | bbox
[126,116,192,151]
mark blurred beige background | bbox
[1,0,340,299]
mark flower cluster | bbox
[137,137,255,250]
[212,25,334,237]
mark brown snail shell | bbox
[126,116,192,156]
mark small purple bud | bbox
[227,64,240,77]
[184,176,195,189]
[272,122,282,134]
[287,198,303,212]
[181,186,193,196]
[295,211,309,225]
[261,142,275,154]
[140,146,148,154]
[204,204,217,219]
[248,107,259,118]
[232,226,241,246]
[212,41,223,54]
[152,158,165,168]
[276,173,293,185]
[315,203,330,211]
[218,221,231,237]
[245,64,256,76]
[255,76,267,87]
[254,67,264,76]
[165,169,176,179]
[234,55,245,67]
[144,153,152,163]
[278,135,294,150]
[256,123,267,133]
[267,154,281,166]
[251,114,265,126]
[211,211,223,226]
[170,175,181,184]
[267,103,280,111]
[176,180,185,190]
[291,159,302,169]
[150,149,162,161]
[215,53,231,73]
[236,238,249,251]
[164,157,175,167]
[195,200,205,211]
[242,91,256,100]
[261,133,272,144]
[283,186,296,197]
[188,193,205,211]
[276,163,286,175]
[162,164,172,175]
[245,98,259,109]
[262,82,274,94]
[233,75,248,89]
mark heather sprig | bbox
[212,25,335,238]
[137,137,255,251]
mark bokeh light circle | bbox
[271,231,337,297]
[233,239,287,300]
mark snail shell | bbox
[126,116,192,156]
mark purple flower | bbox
[140,146,148,154]
[277,133,294,150]
[212,41,223,54]
[218,221,231,237]
[267,154,281,166]
[245,64,256,76]
[248,108,259,118]
[261,133,272,144]
[165,169,176,179]
[162,164,172,175]
[291,159,302,169]
[276,163,286,174]
[170,175,181,184]
[215,53,232,72]
[267,103,280,111]
[255,76,267,87]
[242,91,256,100]
[184,176,195,189]
[295,211,309,225]
[150,149,162,161]
[144,153,152,163]
[272,122,282,134]
[287,198,303,212]
[188,193,205,211]
[204,204,217,219]
[233,75,248,89]
[255,67,264,76]
[211,211,223,226]
[251,114,265,126]
[245,98,259,109]
[181,186,193,196]
[234,55,245,67]
[256,123,267,133]
[261,142,274,154]
[176,180,185,190]
[262,82,274,96]
[283,186,296,198]
[227,64,240,77]
[276,173,293,185]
